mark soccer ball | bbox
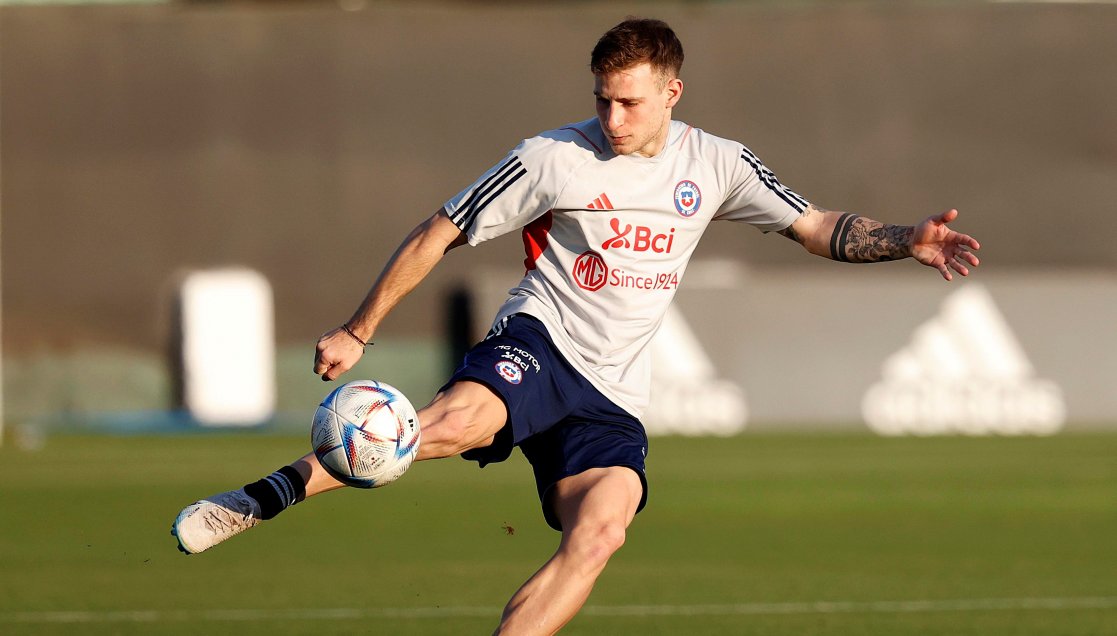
[311,380,421,488]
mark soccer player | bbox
[173,18,980,635]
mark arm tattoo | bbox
[834,216,914,263]
[777,223,804,245]
[829,213,859,261]
[777,204,815,245]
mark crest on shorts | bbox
[673,180,701,217]
[495,360,523,385]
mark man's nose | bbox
[606,104,624,130]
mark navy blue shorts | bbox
[443,314,649,531]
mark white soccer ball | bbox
[311,380,421,488]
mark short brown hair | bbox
[590,18,684,80]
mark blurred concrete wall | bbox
[2,2,1115,424]
[474,264,1117,432]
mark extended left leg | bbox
[172,380,508,554]
[494,466,644,636]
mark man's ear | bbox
[664,77,684,109]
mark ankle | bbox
[242,466,307,520]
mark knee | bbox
[567,520,627,574]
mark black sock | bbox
[243,466,306,520]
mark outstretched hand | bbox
[911,209,981,281]
[313,327,365,381]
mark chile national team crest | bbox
[673,180,702,217]
[495,360,523,385]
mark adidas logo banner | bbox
[646,305,748,436]
[861,284,1065,436]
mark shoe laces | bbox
[202,495,257,534]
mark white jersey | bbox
[444,118,808,417]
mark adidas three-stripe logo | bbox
[451,156,527,230]
[265,471,298,507]
[587,193,614,210]
[740,146,808,213]
[485,315,513,340]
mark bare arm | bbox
[313,209,467,381]
[777,204,980,280]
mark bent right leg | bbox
[494,466,644,635]
[415,380,509,460]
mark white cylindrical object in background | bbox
[178,268,275,426]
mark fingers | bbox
[313,343,331,378]
[954,231,981,251]
[315,356,352,382]
[313,329,362,382]
[313,355,340,381]
[313,346,330,376]
[945,246,979,278]
[313,353,336,382]
[921,209,982,282]
[936,208,959,225]
[314,346,352,381]
[956,247,980,268]
[938,263,953,281]
[321,363,343,382]
[939,210,982,249]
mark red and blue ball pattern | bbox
[311,380,421,488]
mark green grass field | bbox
[1,432,1115,635]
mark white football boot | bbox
[172,488,262,554]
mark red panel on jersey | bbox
[522,211,554,272]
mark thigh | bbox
[446,314,590,466]
[415,380,509,461]
[552,466,645,534]
[522,413,650,531]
